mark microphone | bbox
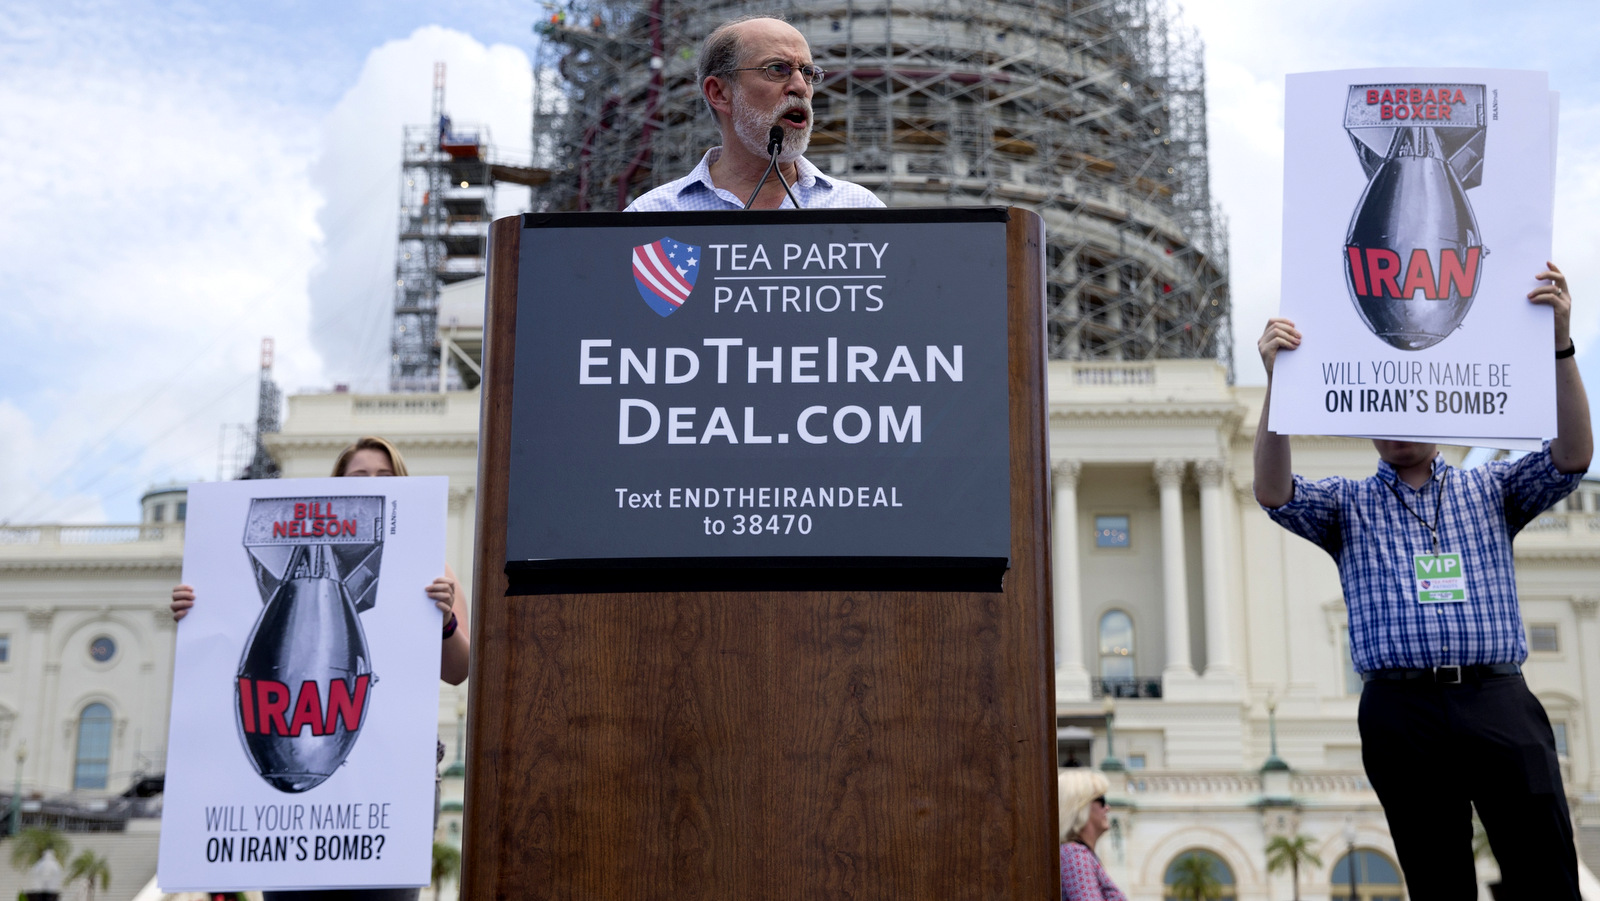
[743,124,803,210]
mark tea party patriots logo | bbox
[632,237,700,317]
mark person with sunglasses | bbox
[1058,769,1125,900]
[626,15,883,212]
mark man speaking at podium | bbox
[626,15,884,212]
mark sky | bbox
[1183,0,1600,387]
[2,0,1597,524]
[0,0,538,524]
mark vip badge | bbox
[1414,552,1467,603]
[236,497,385,792]
[1343,84,1488,350]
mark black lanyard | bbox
[1386,469,1447,556]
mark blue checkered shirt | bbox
[625,147,885,211]
[1265,445,1581,672]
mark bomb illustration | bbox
[237,496,385,793]
[1342,83,1488,350]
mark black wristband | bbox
[1556,340,1576,359]
[442,612,458,639]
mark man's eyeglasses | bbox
[730,62,826,84]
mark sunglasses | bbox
[1092,796,1107,807]
[731,62,826,84]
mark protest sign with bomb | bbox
[159,478,445,892]
[235,496,384,793]
[1271,67,1556,445]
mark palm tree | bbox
[8,826,71,871]
[1266,834,1323,901]
[432,841,462,901]
[66,849,111,901]
[1168,852,1223,901]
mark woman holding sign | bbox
[170,436,470,901]
[172,436,470,682]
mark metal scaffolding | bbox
[221,337,282,481]
[393,63,497,392]
[531,0,1231,374]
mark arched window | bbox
[1330,849,1403,901]
[73,703,113,790]
[1099,610,1134,680]
[1163,849,1236,900]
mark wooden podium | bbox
[463,207,1056,899]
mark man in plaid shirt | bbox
[625,16,883,212]
[1254,262,1592,899]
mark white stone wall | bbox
[2,364,1596,898]
[0,545,179,797]
[1049,359,1600,894]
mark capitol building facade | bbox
[4,333,1598,898]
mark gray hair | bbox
[697,14,789,118]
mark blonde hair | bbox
[331,436,409,477]
[1058,769,1110,843]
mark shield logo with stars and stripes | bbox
[631,237,700,317]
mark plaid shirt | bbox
[1265,445,1581,672]
[625,147,885,211]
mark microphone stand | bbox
[743,125,803,209]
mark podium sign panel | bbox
[466,208,1057,900]
[507,208,1011,590]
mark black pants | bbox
[1359,673,1578,900]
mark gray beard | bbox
[732,92,811,164]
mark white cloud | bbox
[307,26,533,391]
[1179,0,1600,416]
[1552,96,1600,350]
[0,22,534,523]
[6,2,1595,524]
[0,400,107,526]
[0,58,321,523]
[1200,58,1285,381]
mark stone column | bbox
[21,608,53,788]
[1154,460,1195,679]
[1574,596,1600,794]
[41,661,63,790]
[449,486,476,599]
[1196,459,1240,679]
[1052,461,1091,700]
[151,608,177,771]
